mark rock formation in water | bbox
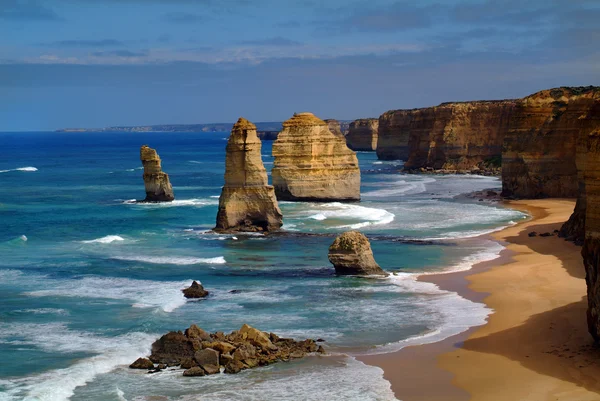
[502,87,600,199]
[131,323,325,376]
[324,119,343,137]
[215,118,283,232]
[328,231,387,276]
[140,145,175,202]
[346,118,379,151]
[271,112,360,202]
[182,281,209,299]
[376,101,515,173]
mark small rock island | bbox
[139,145,175,202]
[328,231,387,276]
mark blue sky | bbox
[1,0,599,130]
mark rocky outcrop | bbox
[583,129,600,341]
[182,281,209,299]
[377,101,515,171]
[346,119,378,151]
[215,118,283,232]
[324,119,343,137]
[140,145,175,202]
[272,113,360,202]
[328,231,387,276]
[502,87,600,199]
[132,324,325,376]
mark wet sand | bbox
[359,199,600,401]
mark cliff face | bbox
[215,118,283,232]
[583,130,600,341]
[140,145,174,202]
[502,87,600,199]
[376,101,515,169]
[346,118,378,151]
[272,112,360,202]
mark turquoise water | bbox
[0,132,525,400]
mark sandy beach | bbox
[360,199,600,401]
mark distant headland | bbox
[55,122,284,133]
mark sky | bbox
[0,0,599,131]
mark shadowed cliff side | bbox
[215,118,283,232]
[272,112,360,202]
[140,145,175,202]
[583,130,600,341]
[346,118,378,151]
[502,86,600,199]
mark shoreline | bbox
[359,198,600,401]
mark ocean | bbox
[0,131,526,401]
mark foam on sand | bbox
[81,235,125,244]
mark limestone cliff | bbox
[376,101,515,170]
[346,118,378,151]
[328,231,387,276]
[272,113,360,202]
[215,118,283,232]
[140,145,175,202]
[582,129,600,341]
[324,119,343,137]
[502,87,600,199]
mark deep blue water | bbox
[0,132,525,401]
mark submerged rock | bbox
[272,112,360,202]
[182,281,209,299]
[328,231,387,276]
[132,324,324,377]
[215,117,283,232]
[139,145,175,202]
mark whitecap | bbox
[112,255,226,265]
[0,166,38,173]
[123,198,218,207]
[24,276,201,313]
[81,235,125,244]
[362,177,436,197]
[0,322,156,401]
[298,202,395,230]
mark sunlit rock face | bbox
[215,118,283,232]
[140,145,175,202]
[272,112,360,202]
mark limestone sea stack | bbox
[328,231,387,276]
[215,118,283,232]
[140,145,175,202]
[272,113,360,202]
[346,118,379,151]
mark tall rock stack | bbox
[346,118,379,151]
[272,112,360,202]
[140,145,175,202]
[502,87,600,199]
[215,118,283,232]
[324,119,344,137]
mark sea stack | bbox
[215,117,283,232]
[324,119,344,137]
[272,112,360,202]
[140,145,175,202]
[328,231,387,276]
[346,118,379,151]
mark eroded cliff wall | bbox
[376,101,515,170]
[502,87,600,199]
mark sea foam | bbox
[305,202,395,229]
[0,166,38,173]
[81,235,125,244]
[112,255,226,265]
